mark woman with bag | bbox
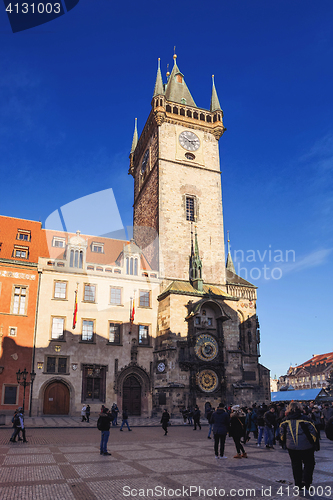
[229,406,247,458]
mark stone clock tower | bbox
[129,56,270,412]
[129,55,226,286]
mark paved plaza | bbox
[0,422,332,500]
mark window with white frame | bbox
[110,287,122,305]
[9,327,17,337]
[52,237,66,248]
[54,281,67,299]
[109,322,121,344]
[84,284,96,302]
[51,317,65,340]
[139,290,150,308]
[138,324,149,345]
[91,242,104,253]
[82,320,94,342]
[12,286,27,315]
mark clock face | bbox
[195,334,218,361]
[197,369,218,393]
[157,362,165,373]
[141,149,149,174]
[179,131,200,152]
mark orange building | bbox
[0,216,48,414]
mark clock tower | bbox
[129,55,226,286]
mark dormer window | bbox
[176,74,183,83]
[126,257,138,276]
[91,242,104,253]
[13,245,29,259]
[52,237,66,248]
[17,230,31,242]
[181,98,186,104]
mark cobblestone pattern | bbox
[0,427,332,500]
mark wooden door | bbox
[43,381,70,415]
[122,376,141,415]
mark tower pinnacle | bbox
[210,75,222,112]
[130,118,138,154]
[226,230,236,274]
[153,58,164,97]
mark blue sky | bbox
[0,1,332,380]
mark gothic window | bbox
[186,196,195,221]
[82,365,106,402]
[126,257,138,275]
[70,249,83,268]
[187,110,192,118]
[173,106,178,114]
[46,356,68,373]
[200,113,205,121]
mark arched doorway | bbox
[122,376,141,415]
[43,381,70,415]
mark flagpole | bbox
[129,296,132,334]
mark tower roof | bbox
[153,58,164,97]
[210,75,222,112]
[226,232,236,274]
[164,55,196,107]
[130,118,138,154]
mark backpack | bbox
[97,417,103,430]
[13,415,21,427]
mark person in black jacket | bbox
[97,407,113,455]
[193,406,201,430]
[119,407,132,431]
[211,403,230,459]
[161,409,170,435]
[229,406,247,458]
[207,406,215,439]
[264,406,276,449]
[280,402,317,490]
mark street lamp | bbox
[16,368,36,414]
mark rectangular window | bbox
[46,356,68,374]
[110,287,122,305]
[17,230,31,242]
[84,284,96,303]
[186,196,195,221]
[12,286,27,315]
[4,386,18,405]
[51,317,65,340]
[82,365,106,402]
[139,325,149,345]
[54,281,67,299]
[82,320,94,342]
[14,246,29,259]
[9,327,17,337]
[52,237,66,248]
[92,242,104,253]
[109,322,121,344]
[139,290,150,308]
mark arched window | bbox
[70,250,74,267]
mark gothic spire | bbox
[226,231,236,274]
[153,58,164,97]
[130,118,138,154]
[164,54,197,107]
[190,225,203,291]
[210,75,222,112]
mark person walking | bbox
[193,405,201,430]
[119,407,132,431]
[10,408,27,443]
[245,408,257,443]
[161,409,170,436]
[187,408,193,426]
[211,403,230,459]
[280,402,318,491]
[229,406,247,458]
[97,407,113,455]
[111,403,119,426]
[207,406,215,439]
[81,405,87,422]
[256,406,266,447]
[264,406,276,449]
[86,405,91,423]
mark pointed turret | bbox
[226,231,236,274]
[164,54,196,107]
[153,58,164,97]
[190,225,203,291]
[130,118,138,154]
[210,75,222,112]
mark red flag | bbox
[130,297,135,323]
[73,289,78,329]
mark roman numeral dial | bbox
[179,131,200,152]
